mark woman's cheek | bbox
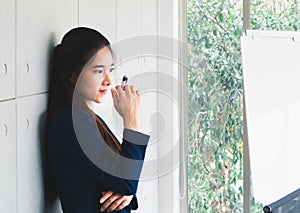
[77,78,96,100]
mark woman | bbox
[44,27,149,212]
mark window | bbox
[186,0,300,212]
[187,0,244,212]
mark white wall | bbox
[0,0,181,212]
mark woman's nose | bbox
[102,72,112,86]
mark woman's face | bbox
[76,46,115,106]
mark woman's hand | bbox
[111,85,141,131]
[99,190,133,212]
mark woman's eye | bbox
[93,70,103,74]
[110,67,115,72]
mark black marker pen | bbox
[121,75,128,90]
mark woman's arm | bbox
[49,108,149,196]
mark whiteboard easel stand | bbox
[242,0,251,208]
[243,86,251,213]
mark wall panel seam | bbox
[78,0,80,26]
[15,0,18,212]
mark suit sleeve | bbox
[48,109,150,196]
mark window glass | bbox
[252,0,300,31]
[187,0,244,212]
[187,0,300,212]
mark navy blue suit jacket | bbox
[47,107,150,212]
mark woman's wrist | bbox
[123,117,140,131]
[124,123,140,132]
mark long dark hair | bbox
[43,27,121,207]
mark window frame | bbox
[181,0,252,212]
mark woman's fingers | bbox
[115,199,131,211]
[111,88,118,106]
[99,191,114,204]
[116,84,136,94]
[100,192,121,212]
[99,191,134,212]
[106,196,124,211]
[130,85,135,94]
[114,84,138,97]
[115,85,123,94]
[124,84,130,92]
[112,84,141,131]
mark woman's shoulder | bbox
[49,107,97,140]
[51,107,93,125]
[48,107,99,153]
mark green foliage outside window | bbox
[187,0,300,212]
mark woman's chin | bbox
[94,96,107,104]
[94,99,104,104]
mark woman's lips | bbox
[99,89,107,94]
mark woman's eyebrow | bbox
[92,63,115,69]
[92,65,104,69]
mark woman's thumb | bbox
[111,88,118,105]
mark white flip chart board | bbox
[241,30,300,205]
